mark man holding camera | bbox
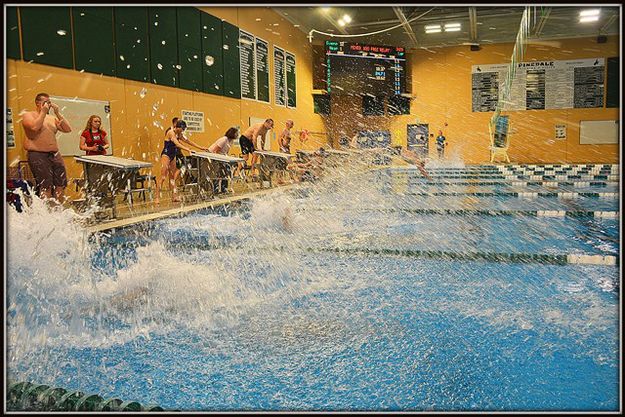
[22,92,72,202]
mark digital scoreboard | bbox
[325,41,406,96]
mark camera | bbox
[97,144,105,152]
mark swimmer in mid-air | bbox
[281,204,293,232]
[400,147,431,180]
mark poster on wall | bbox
[471,71,499,112]
[471,58,605,112]
[256,37,270,103]
[285,51,297,108]
[239,30,256,101]
[7,108,15,148]
[274,46,287,107]
[526,69,546,110]
[573,61,605,108]
[181,110,205,133]
[555,124,567,140]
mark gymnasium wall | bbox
[325,35,620,164]
[6,6,326,199]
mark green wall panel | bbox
[178,45,203,91]
[222,21,241,98]
[20,7,73,69]
[7,7,21,60]
[72,7,115,76]
[114,7,150,82]
[286,52,297,108]
[177,7,202,91]
[200,12,224,95]
[148,7,179,87]
[606,57,619,108]
[313,94,330,115]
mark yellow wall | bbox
[326,35,619,164]
[6,6,326,200]
[6,7,620,202]
[407,35,620,163]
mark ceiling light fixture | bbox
[425,24,441,30]
[343,14,352,23]
[579,16,600,23]
[425,29,441,34]
[579,9,600,17]
[444,22,461,32]
[338,19,346,27]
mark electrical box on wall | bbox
[555,124,566,140]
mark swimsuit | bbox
[161,139,178,160]
[239,135,255,155]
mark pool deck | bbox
[82,156,398,234]
[85,181,300,234]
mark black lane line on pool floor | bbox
[396,181,618,187]
[299,207,619,218]
[300,247,619,266]
[388,174,618,180]
[167,239,618,267]
[400,192,619,198]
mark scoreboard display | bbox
[326,41,406,96]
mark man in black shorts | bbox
[21,92,72,202]
[239,118,274,173]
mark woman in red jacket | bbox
[79,115,109,155]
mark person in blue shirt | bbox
[436,130,446,159]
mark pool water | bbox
[6,165,620,411]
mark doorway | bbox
[407,124,429,157]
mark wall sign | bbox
[285,51,297,108]
[7,108,15,148]
[256,37,270,103]
[239,30,270,103]
[555,124,567,140]
[472,58,605,112]
[181,109,205,133]
[239,30,256,101]
[274,46,286,107]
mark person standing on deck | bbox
[436,130,447,159]
[21,92,73,203]
[239,118,274,176]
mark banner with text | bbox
[256,37,270,103]
[7,108,15,148]
[472,58,605,112]
[285,51,297,108]
[182,110,205,133]
[274,46,287,107]
[239,30,256,101]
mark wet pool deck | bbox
[81,156,398,234]
[84,178,300,234]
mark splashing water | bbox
[6,160,619,410]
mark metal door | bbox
[407,124,429,157]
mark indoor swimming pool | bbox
[7,164,620,411]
